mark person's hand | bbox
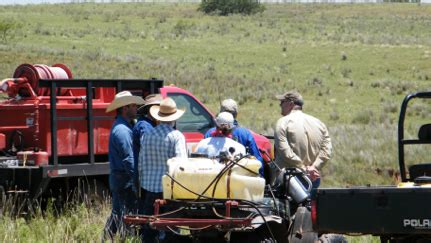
[306,165,320,181]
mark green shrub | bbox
[198,0,265,16]
[0,19,19,43]
[352,109,374,125]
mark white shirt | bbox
[195,137,246,158]
[274,110,332,170]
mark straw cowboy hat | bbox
[106,91,145,113]
[137,94,163,113]
[150,97,185,122]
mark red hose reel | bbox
[1,63,72,98]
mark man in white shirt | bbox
[196,112,246,159]
[274,91,332,188]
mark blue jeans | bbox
[142,190,163,243]
[105,173,137,238]
[310,178,320,198]
[312,178,320,189]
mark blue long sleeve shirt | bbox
[132,117,156,186]
[205,121,264,175]
[109,116,135,180]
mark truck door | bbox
[163,91,215,153]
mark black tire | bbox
[78,178,109,208]
[319,234,348,243]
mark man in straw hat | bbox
[274,90,332,189]
[104,91,144,239]
[138,97,187,242]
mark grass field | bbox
[1,2,431,241]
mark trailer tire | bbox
[319,234,347,243]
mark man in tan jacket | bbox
[274,91,332,188]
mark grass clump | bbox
[352,109,373,125]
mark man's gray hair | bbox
[220,99,238,118]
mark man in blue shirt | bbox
[132,94,162,196]
[104,91,145,239]
[139,97,187,242]
[205,98,264,176]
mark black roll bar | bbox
[398,91,431,182]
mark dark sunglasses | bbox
[280,100,290,106]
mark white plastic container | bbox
[162,157,265,201]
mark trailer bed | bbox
[313,186,431,235]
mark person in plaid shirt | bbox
[138,97,187,242]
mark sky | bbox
[0,0,142,5]
[0,0,78,4]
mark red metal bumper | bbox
[123,216,252,229]
[123,199,253,230]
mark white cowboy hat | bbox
[149,97,185,122]
[106,91,145,113]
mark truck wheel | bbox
[319,234,347,243]
[78,178,109,208]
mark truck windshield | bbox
[167,93,214,134]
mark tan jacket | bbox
[274,110,332,170]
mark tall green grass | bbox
[0,196,112,242]
[1,3,431,241]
